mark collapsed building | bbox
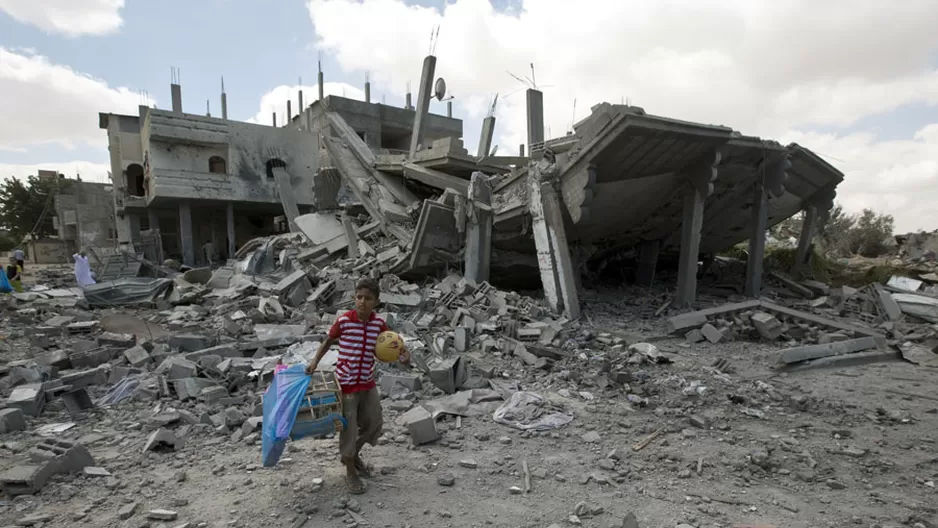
[98,53,843,317]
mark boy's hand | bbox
[305,361,319,375]
[398,347,411,366]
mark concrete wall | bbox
[140,109,319,206]
[28,239,69,264]
[54,181,118,250]
[300,96,463,152]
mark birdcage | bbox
[289,370,346,440]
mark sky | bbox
[1,0,937,232]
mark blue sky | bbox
[1,0,936,231]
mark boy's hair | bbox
[355,278,380,298]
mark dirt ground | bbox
[2,311,936,528]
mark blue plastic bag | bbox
[0,271,11,294]
[261,365,311,467]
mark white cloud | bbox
[0,161,110,183]
[306,0,938,231]
[0,47,145,151]
[249,82,366,126]
[0,0,124,37]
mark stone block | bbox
[401,406,439,446]
[158,357,199,381]
[173,378,216,401]
[149,343,174,364]
[69,348,111,369]
[0,408,27,433]
[34,350,70,369]
[7,383,45,417]
[108,366,143,385]
[380,374,422,395]
[199,386,227,404]
[168,334,213,352]
[0,463,57,496]
[241,416,263,436]
[684,329,704,343]
[59,367,108,389]
[183,344,240,363]
[454,326,469,352]
[700,324,723,344]
[198,354,223,370]
[61,388,95,417]
[751,311,783,340]
[98,332,135,348]
[28,438,95,474]
[427,356,468,394]
[123,345,152,368]
[144,428,182,452]
[224,407,245,427]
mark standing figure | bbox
[73,252,96,287]
[12,247,25,271]
[6,257,23,293]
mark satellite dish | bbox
[434,78,447,101]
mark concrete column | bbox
[147,209,159,233]
[210,210,219,266]
[745,178,768,298]
[746,157,790,297]
[342,212,359,259]
[793,204,818,274]
[226,203,236,261]
[675,151,721,308]
[635,239,661,287]
[464,172,493,283]
[528,154,580,319]
[287,100,292,122]
[171,84,182,113]
[405,92,412,110]
[221,92,228,120]
[179,202,195,266]
[298,90,304,117]
[446,101,452,118]
[477,116,496,158]
[365,82,371,103]
[409,55,437,158]
[519,144,525,157]
[128,214,142,243]
[526,89,544,152]
[318,69,324,101]
[272,112,277,127]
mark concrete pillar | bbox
[793,204,818,275]
[210,210,219,266]
[221,93,228,120]
[129,214,142,244]
[298,90,304,117]
[342,213,359,259]
[746,157,789,297]
[287,100,292,122]
[365,82,371,103]
[409,55,437,158]
[464,172,493,283]
[528,153,580,319]
[635,239,661,287]
[405,92,412,110]
[446,100,452,118]
[318,69,324,101]
[477,116,496,158]
[675,151,721,309]
[147,209,159,233]
[526,89,544,153]
[171,84,182,113]
[745,178,768,298]
[226,203,236,261]
[519,144,525,157]
[272,112,277,127]
[179,202,195,267]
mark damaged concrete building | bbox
[98,53,843,315]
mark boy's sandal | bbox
[345,476,366,495]
[355,457,373,477]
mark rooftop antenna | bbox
[428,24,441,55]
[506,64,552,91]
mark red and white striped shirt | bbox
[329,310,388,393]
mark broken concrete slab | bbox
[7,383,45,417]
[400,406,439,446]
[295,212,345,245]
[123,345,152,368]
[28,439,95,474]
[777,336,885,365]
[0,464,57,496]
[0,408,27,433]
[667,300,761,333]
[700,324,723,344]
[144,428,182,452]
[874,284,902,321]
[751,312,784,340]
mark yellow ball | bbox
[374,331,404,363]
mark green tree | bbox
[0,175,71,242]
[850,208,894,257]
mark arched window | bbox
[126,164,145,196]
[209,156,227,174]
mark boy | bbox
[306,278,409,494]
[6,256,23,293]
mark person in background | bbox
[12,248,25,271]
[73,251,96,287]
[202,240,215,267]
[6,256,23,293]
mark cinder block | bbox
[69,348,111,369]
[751,311,783,340]
[28,438,95,474]
[97,332,135,348]
[59,367,108,389]
[402,406,439,446]
[168,334,213,352]
[0,408,27,433]
[380,375,422,394]
[123,345,152,368]
[7,383,45,417]
[61,388,95,417]
[0,463,57,496]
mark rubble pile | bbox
[2,231,938,526]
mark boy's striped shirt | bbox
[328,310,387,393]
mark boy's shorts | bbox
[339,387,383,461]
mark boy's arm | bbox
[306,337,337,373]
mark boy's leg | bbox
[340,392,365,493]
[353,387,383,474]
